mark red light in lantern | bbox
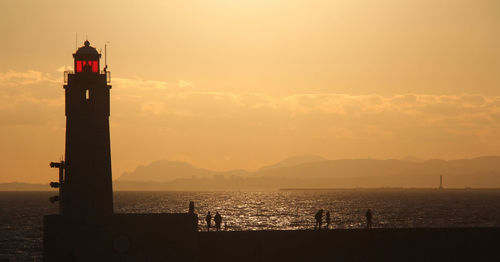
[76,61,82,72]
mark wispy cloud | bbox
[0,70,62,127]
[0,70,57,86]
[113,77,171,91]
[110,81,500,153]
[2,69,499,160]
[178,80,194,88]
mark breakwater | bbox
[199,228,500,262]
[44,213,499,262]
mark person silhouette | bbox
[189,201,195,214]
[325,211,331,229]
[205,211,212,231]
[314,209,324,230]
[214,211,222,231]
[366,209,373,229]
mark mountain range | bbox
[2,155,500,190]
[114,155,500,190]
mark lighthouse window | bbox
[86,89,90,100]
[76,61,83,72]
[91,60,98,72]
[76,60,98,72]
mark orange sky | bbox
[1,0,500,183]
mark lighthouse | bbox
[52,40,113,218]
[44,41,197,262]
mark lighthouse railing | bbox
[63,71,73,84]
[101,70,111,83]
[63,70,110,83]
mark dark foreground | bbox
[44,213,500,262]
[200,228,500,262]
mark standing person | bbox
[214,211,222,231]
[366,209,372,229]
[189,201,195,214]
[325,211,331,229]
[314,209,324,230]
[205,211,212,231]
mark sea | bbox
[1,189,500,261]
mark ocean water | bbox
[1,189,500,261]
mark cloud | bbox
[0,70,62,127]
[2,69,500,159]
[113,77,171,91]
[109,83,500,151]
[56,66,73,73]
[3,69,499,137]
[120,90,500,122]
[178,80,194,88]
[0,70,57,86]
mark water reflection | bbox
[2,190,500,260]
[114,189,500,231]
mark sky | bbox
[0,0,499,183]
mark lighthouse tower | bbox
[44,41,198,262]
[62,40,113,217]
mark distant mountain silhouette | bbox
[119,160,214,182]
[118,156,326,182]
[4,156,498,191]
[258,155,327,171]
[118,159,249,182]
[253,156,500,179]
[400,155,426,163]
[114,156,500,190]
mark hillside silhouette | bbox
[113,156,500,190]
[118,159,251,182]
[258,155,326,171]
[2,156,500,190]
[254,156,500,178]
[119,160,214,181]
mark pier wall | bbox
[43,213,198,262]
[44,214,500,262]
[199,228,500,262]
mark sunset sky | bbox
[1,0,499,183]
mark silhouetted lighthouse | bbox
[44,40,196,262]
[60,40,113,217]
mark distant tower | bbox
[60,40,113,217]
[439,175,443,190]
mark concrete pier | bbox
[44,218,500,262]
[199,228,500,262]
[43,213,198,261]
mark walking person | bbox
[365,209,373,229]
[214,211,222,231]
[314,209,324,230]
[205,211,212,231]
[325,211,331,229]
